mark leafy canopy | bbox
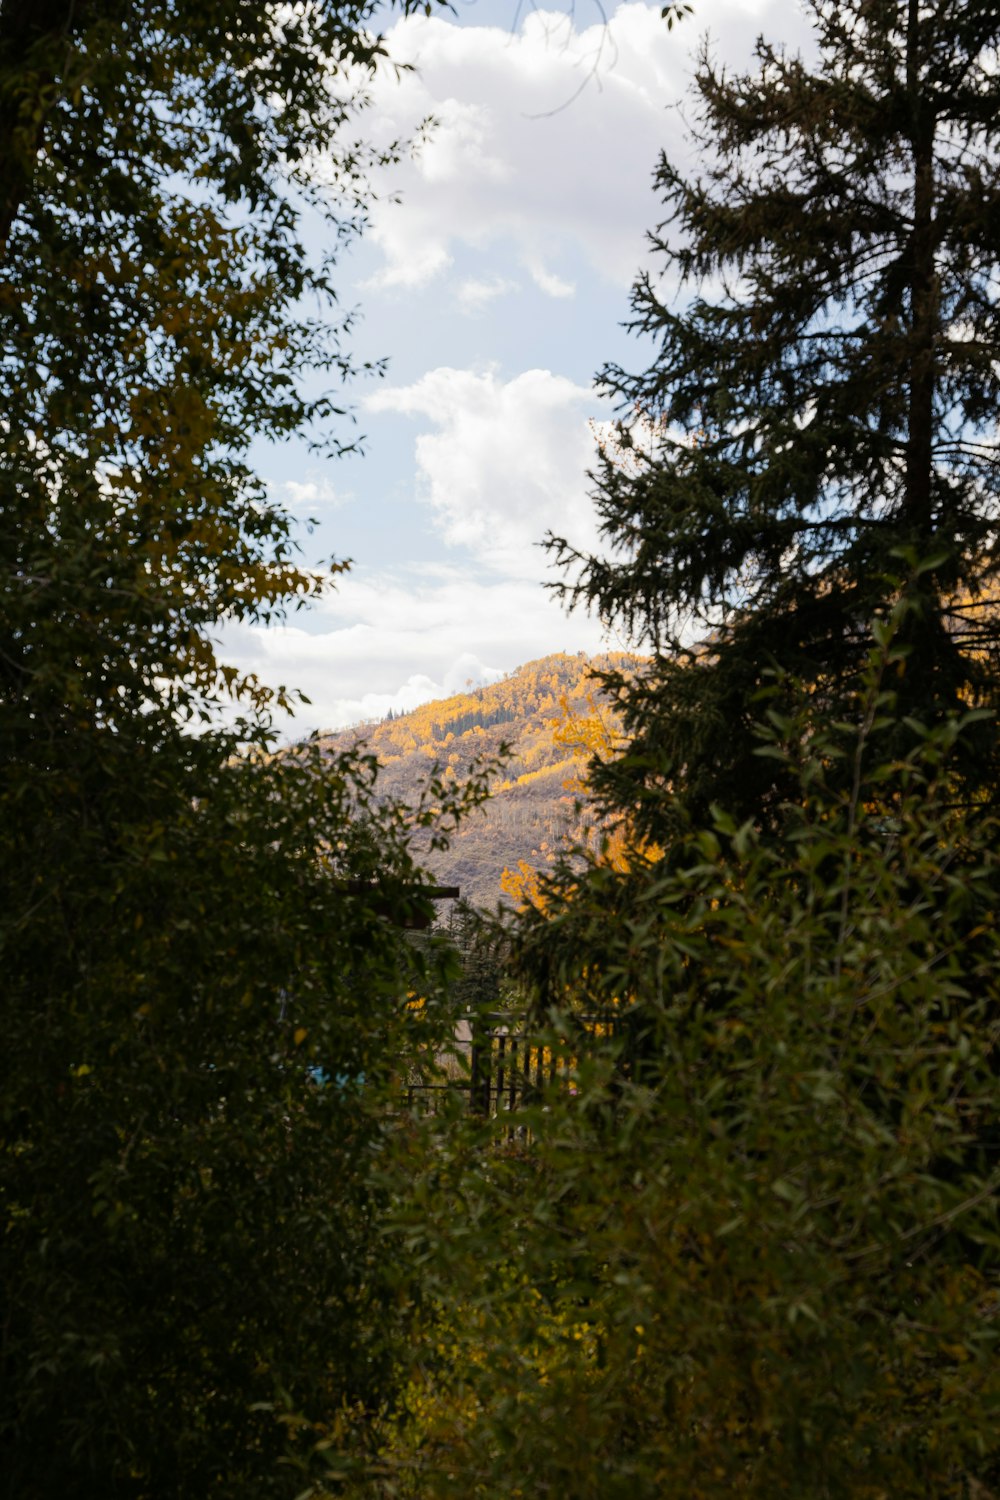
[1,0,434,732]
[0,3,479,1495]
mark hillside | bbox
[316,652,638,910]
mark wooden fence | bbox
[405,1009,631,1120]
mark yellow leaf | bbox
[293,1027,308,1047]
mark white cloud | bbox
[359,0,814,294]
[417,96,511,186]
[220,364,628,735]
[526,259,575,298]
[227,1,820,739]
[279,474,348,511]
[365,365,603,573]
[456,273,519,312]
[220,564,613,736]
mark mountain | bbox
[315,652,638,911]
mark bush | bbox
[374,648,1000,1498]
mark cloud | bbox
[220,564,613,735]
[456,273,520,312]
[359,0,815,294]
[365,365,603,573]
[526,259,575,298]
[279,474,348,512]
[218,366,623,735]
[225,1,820,739]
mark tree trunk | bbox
[905,0,937,545]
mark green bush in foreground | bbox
[0,722,478,1498]
[364,649,1000,1500]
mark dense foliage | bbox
[1,732,475,1498]
[372,634,1000,1497]
[0,3,468,1494]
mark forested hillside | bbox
[316,652,638,908]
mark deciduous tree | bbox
[0,4,469,1493]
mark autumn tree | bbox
[554,0,1000,834]
[0,4,473,1494]
[0,0,419,733]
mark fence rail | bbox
[405,1009,630,1121]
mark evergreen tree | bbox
[553,0,1000,833]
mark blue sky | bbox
[224,0,813,735]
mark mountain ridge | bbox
[315,651,639,909]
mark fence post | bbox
[469,1014,491,1115]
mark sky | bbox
[223,0,814,736]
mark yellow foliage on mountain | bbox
[315,652,643,910]
[499,677,664,912]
